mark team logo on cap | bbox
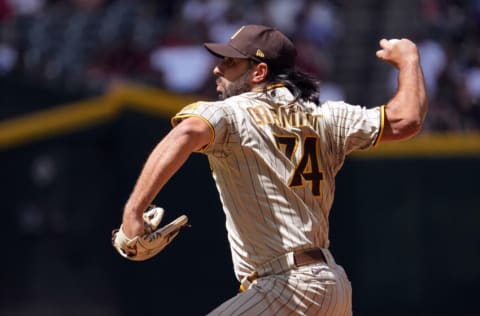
[256,49,265,58]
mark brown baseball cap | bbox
[204,25,297,69]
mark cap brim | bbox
[204,43,248,59]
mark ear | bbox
[250,62,269,84]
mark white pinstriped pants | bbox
[207,262,352,316]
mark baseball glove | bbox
[112,206,189,261]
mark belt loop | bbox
[320,248,335,266]
[257,252,294,276]
[239,271,258,293]
[286,251,296,269]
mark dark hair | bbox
[266,68,321,105]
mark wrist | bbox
[122,203,142,223]
[123,197,145,216]
[398,55,420,69]
[123,209,141,222]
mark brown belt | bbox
[239,248,327,292]
[293,248,327,267]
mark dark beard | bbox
[218,69,252,100]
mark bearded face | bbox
[216,67,253,100]
[213,57,256,100]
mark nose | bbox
[213,64,223,77]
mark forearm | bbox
[376,38,428,143]
[384,59,427,140]
[123,130,194,220]
[121,118,211,234]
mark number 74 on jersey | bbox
[274,134,324,197]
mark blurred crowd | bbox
[0,0,479,131]
[397,0,480,131]
[0,0,344,95]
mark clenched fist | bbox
[376,38,420,69]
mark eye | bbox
[222,58,236,68]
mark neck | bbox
[252,83,285,92]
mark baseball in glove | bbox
[112,206,189,261]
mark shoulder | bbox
[318,100,377,115]
[313,100,346,117]
[180,100,222,110]
[320,100,352,109]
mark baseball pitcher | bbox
[113,25,427,315]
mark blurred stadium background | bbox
[0,0,479,315]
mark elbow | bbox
[391,116,424,140]
[404,118,423,138]
[384,98,428,141]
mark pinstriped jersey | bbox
[172,86,384,281]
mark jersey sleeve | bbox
[319,101,385,155]
[171,101,232,153]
